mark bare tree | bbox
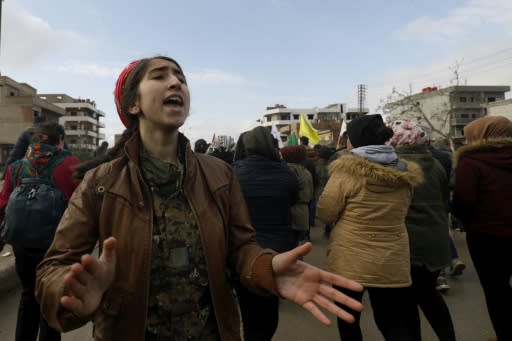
[377,87,454,142]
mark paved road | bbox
[0,226,495,340]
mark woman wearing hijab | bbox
[452,115,512,341]
[232,126,299,341]
[390,119,456,341]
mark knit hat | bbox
[464,116,512,144]
[280,146,306,164]
[388,119,429,146]
[347,114,393,148]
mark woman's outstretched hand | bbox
[272,242,364,325]
[60,237,117,318]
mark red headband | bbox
[114,60,141,128]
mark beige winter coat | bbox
[317,155,422,288]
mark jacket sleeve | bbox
[51,155,81,200]
[452,157,478,225]
[5,131,31,167]
[316,173,348,224]
[0,164,16,223]
[35,171,100,332]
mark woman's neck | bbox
[139,126,179,164]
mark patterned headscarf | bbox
[463,115,512,144]
[389,119,429,146]
[114,60,141,129]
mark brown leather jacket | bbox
[36,133,277,341]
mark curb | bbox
[0,248,19,295]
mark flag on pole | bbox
[287,131,298,146]
[299,113,320,145]
[271,124,284,148]
[340,120,347,136]
[337,119,347,146]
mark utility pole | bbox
[357,84,367,113]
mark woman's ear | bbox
[128,104,140,115]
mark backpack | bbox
[0,154,67,250]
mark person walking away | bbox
[317,114,422,341]
[2,114,46,179]
[231,128,299,341]
[280,145,314,245]
[390,118,457,340]
[193,138,209,154]
[0,122,80,341]
[34,56,364,341]
[452,115,512,341]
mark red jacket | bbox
[453,137,512,237]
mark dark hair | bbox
[74,56,184,180]
[194,139,209,153]
[300,136,309,145]
[31,122,65,145]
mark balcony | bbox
[67,143,97,151]
[65,129,99,138]
[60,115,102,126]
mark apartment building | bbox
[486,98,512,121]
[257,103,367,144]
[39,94,106,152]
[0,74,65,164]
[385,85,510,139]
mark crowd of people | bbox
[0,54,511,341]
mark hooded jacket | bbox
[453,137,512,237]
[396,144,451,271]
[317,154,422,287]
[35,133,278,341]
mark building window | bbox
[266,116,271,122]
[280,114,290,120]
[461,114,469,118]
[469,97,474,102]
[70,111,77,116]
[293,114,299,120]
[459,97,467,102]
[307,114,314,120]
[487,97,496,102]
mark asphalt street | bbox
[0,224,496,340]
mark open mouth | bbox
[163,96,183,106]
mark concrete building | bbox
[257,103,367,144]
[385,85,510,140]
[0,74,65,165]
[38,94,106,152]
[486,98,512,121]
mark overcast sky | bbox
[2,0,512,145]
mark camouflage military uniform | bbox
[140,150,220,341]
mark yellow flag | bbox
[299,113,320,145]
